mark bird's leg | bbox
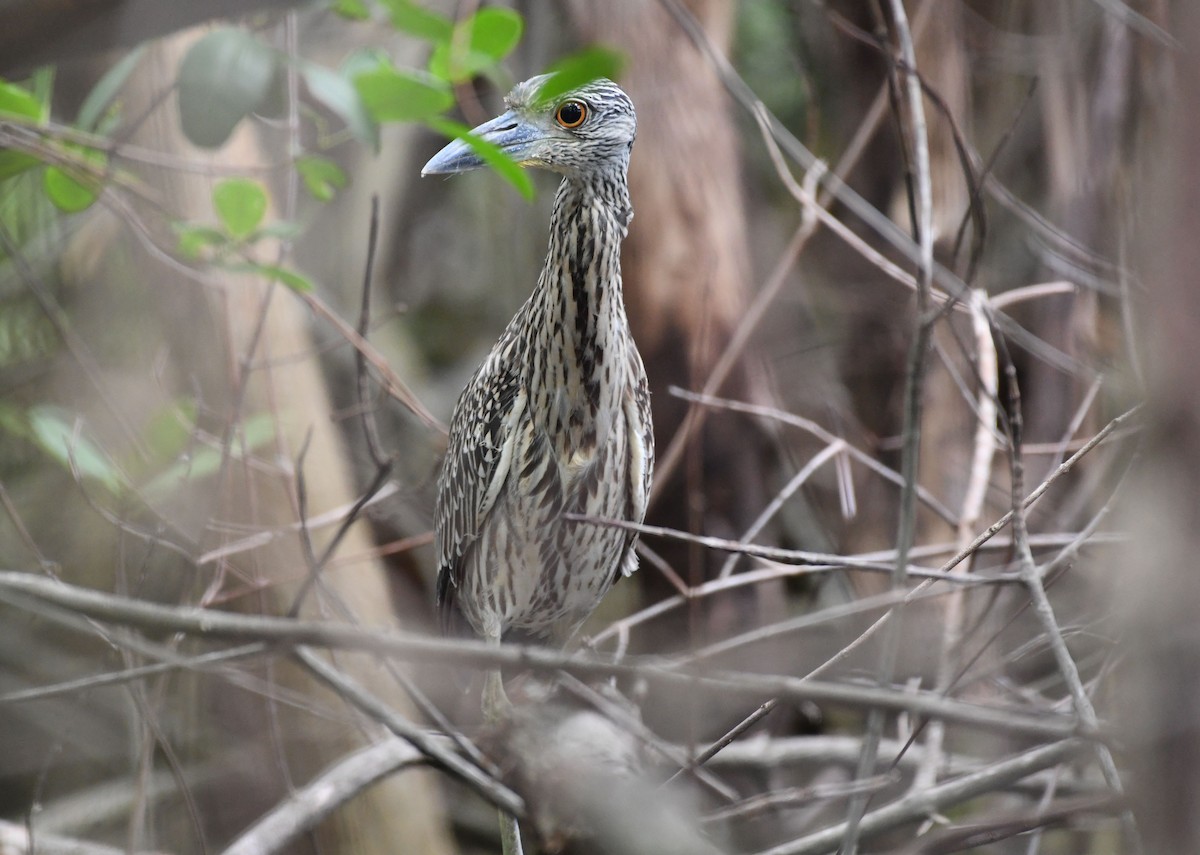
[499,811,525,855]
[481,630,523,854]
[481,627,512,723]
[482,668,512,723]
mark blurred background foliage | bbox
[0,0,1188,853]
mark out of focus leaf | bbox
[333,0,371,20]
[213,178,268,240]
[0,152,39,183]
[43,166,98,213]
[354,63,453,122]
[0,80,43,121]
[427,116,533,200]
[301,62,379,150]
[534,46,625,105]
[378,0,453,42]
[27,405,124,493]
[143,411,276,496]
[296,156,347,201]
[175,223,228,258]
[229,261,314,292]
[178,29,277,147]
[429,7,523,82]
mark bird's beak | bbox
[422,110,544,176]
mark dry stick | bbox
[992,330,1143,854]
[566,515,955,579]
[0,820,152,855]
[914,290,999,798]
[591,529,1115,652]
[754,739,1087,855]
[842,2,934,852]
[222,737,424,855]
[649,0,944,497]
[557,675,741,803]
[293,647,524,817]
[663,412,1133,787]
[0,642,269,704]
[936,404,1140,577]
[717,441,846,579]
[670,387,958,524]
[0,571,1085,741]
[654,0,968,297]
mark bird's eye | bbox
[555,99,588,129]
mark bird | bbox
[422,75,653,714]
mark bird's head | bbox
[422,75,636,181]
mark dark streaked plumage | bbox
[424,76,653,651]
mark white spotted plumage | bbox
[430,77,653,646]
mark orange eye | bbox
[555,99,588,129]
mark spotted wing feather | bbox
[435,356,526,632]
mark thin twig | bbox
[221,737,424,855]
[754,740,1087,855]
[0,571,1088,741]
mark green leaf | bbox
[296,155,347,201]
[27,405,124,493]
[178,29,277,148]
[378,0,453,41]
[429,8,523,82]
[42,145,107,213]
[143,399,198,464]
[213,178,268,240]
[333,0,372,20]
[43,166,98,213]
[77,45,146,131]
[227,261,313,292]
[0,80,44,121]
[427,116,534,200]
[354,63,453,122]
[301,62,379,150]
[534,46,626,105]
[174,223,228,258]
[142,411,276,497]
[464,8,523,63]
[0,151,39,183]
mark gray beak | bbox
[422,110,543,176]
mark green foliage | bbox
[0,80,44,121]
[426,117,534,200]
[213,178,268,240]
[301,61,380,150]
[43,165,98,213]
[141,410,278,497]
[177,28,279,148]
[296,156,348,202]
[533,46,626,106]
[354,61,453,122]
[0,405,124,493]
[428,7,523,83]
[0,79,46,183]
[174,180,313,291]
[332,0,372,21]
[377,0,453,41]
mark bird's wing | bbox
[618,351,654,579]
[435,359,527,629]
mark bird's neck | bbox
[525,174,633,423]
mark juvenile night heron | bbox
[423,76,653,710]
